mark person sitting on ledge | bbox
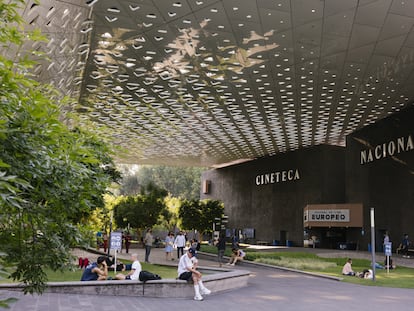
[80,256,108,281]
[342,258,356,276]
[178,248,211,301]
[115,253,141,280]
[226,248,246,266]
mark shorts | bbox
[178,271,192,282]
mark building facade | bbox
[201,105,414,250]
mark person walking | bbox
[165,232,175,261]
[103,233,108,253]
[144,228,154,263]
[383,231,390,252]
[174,231,186,259]
[216,233,226,267]
[124,232,132,254]
[401,233,410,258]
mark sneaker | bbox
[194,295,204,301]
[230,263,235,266]
[201,288,211,295]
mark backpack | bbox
[139,270,162,282]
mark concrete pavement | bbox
[2,246,414,311]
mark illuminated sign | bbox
[305,209,350,222]
[255,169,300,185]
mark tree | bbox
[179,199,224,237]
[119,175,141,195]
[0,0,120,295]
[113,183,168,233]
[135,165,206,199]
[160,196,181,232]
[88,194,121,233]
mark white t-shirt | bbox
[174,234,186,247]
[129,260,142,280]
[177,254,193,276]
[364,269,373,279]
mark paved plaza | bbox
[2,247,414,311]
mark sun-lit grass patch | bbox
[200,246,414,288]
[254,257,337,270]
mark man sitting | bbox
[177,248,211,301]
[115,253,141,280]
[80,256,108,281]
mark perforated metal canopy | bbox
[9,0,414,167]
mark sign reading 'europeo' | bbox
[305,209,350,222]
[255,169,300,185]
[360,134,413,164]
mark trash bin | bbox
[286,240,292,247]
[368,243,371,252]
[272,240,279,246]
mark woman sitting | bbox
[226,248,246,266]
[342,258,355,276]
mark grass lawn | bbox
[200,244,414,288]
[2,246,413,288]
[0,261,178,284]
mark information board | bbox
[384,242,392,257]
[110,232,122,251]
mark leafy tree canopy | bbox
[0,0,120,295]
[123,165,206,199]
[179,199,224,235]
[113,183,168,232]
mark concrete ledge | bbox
[0,268,250,298]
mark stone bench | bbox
[0,267,250,298]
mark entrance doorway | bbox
[280,230,288,246]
